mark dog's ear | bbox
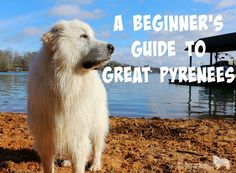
[41,24,64,48]
[41,32,53,45]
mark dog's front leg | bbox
[89,131,106,171]
[41,152,55,173]
[71,137,91,173]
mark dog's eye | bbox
[80,34,88,39]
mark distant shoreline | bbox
[0,71,28,73]
[0,60,160,73]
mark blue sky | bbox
[0,0,235,67]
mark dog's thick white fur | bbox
[27,20,114,173]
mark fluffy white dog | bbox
[27,20,114,173]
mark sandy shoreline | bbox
[0,112,236,172]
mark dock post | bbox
[215,52,218,63]
[210,52,213,65]
[190,55,192,67]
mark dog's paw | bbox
[60,160,71,167]
[89,163,101,172]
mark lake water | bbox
[0,72,236,119]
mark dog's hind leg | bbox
[71,137,91,173]
[89,130,106,171]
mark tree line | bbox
[0,49,160,72]
[0,49,37,72]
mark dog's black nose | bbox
[107,44,115,54]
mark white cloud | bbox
[0,11,45,28]
[53,0,93,5]
[218,9,236,32]
[49,5,104,20]
[216,0,236,9]
[4,27,45,44]
[193,0,236,9]
[22,27,44,36]
[193,0,213,4]
[98,30,111,39]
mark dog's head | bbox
[42,20,114,71]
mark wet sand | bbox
[0,112,236,172]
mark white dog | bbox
[27,20,114,173]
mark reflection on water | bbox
[0,72,236,119]
[0,72,28,112]
[197,87,236,118]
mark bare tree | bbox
[0,49,36,72]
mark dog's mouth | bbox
[82,57,110,70]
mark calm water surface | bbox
[1,72,236,119]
